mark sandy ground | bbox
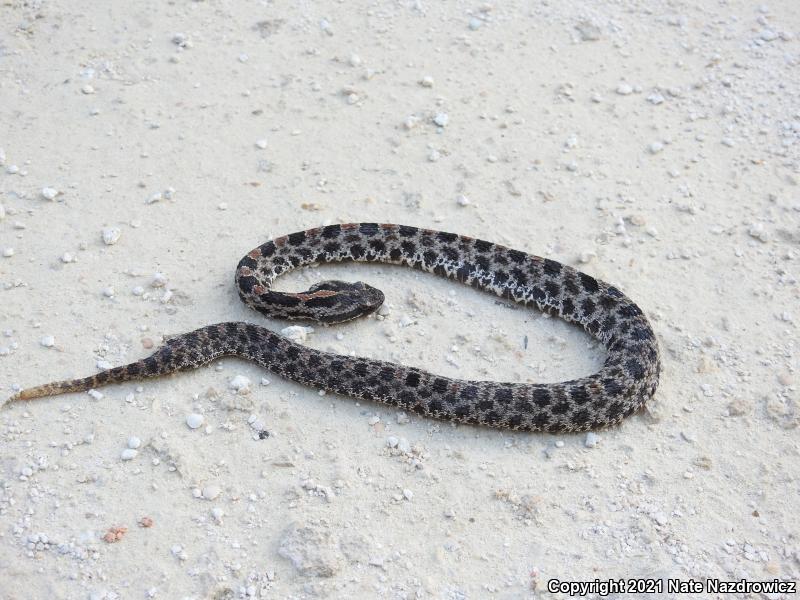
[1,0,799,598]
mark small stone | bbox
[616,83,633,95]
[2,248,14,258]
[575,19,601,41]
[40,336,55,348]
[396,437,412,454]
[101,227,121,245]
[648,141,664,154]
[81,84,95,95]
[202,485,221,500]
[647,93,665,105]
[468,17,482,30]
[186,413,204,429]
[255,139,268,149]
[102,287,115,298]
[229,375,251,393]
[433,112,449,127]
[281,325,313,342]
[88,389,104,400]
[211,507,224,522]
[127,436,141,449]
[120,448,138,461]
[748,223,769,243]
[132,286,145,296]
[41,187,59,201]
[760,28,778,41]
[386,436,399,448]
[61,252,75,263]
[403,115,419,130]
[428,149,441,162]
[348,54,362,67]
[584,432,599,448]
[402,488,413,500]
[456,194,470,206]
[420,75,434,87]
[150,272,167,288]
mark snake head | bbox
[308,280,385,324]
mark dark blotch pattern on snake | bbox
[8,223,661,432]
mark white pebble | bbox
[748,223,769,243]
[102,287,115,298]
[150,272,168,288]
[120,448,138,461]
[127,436,141,449]
[647,141,664,154]
[87,389,104,400]
[646,93,665,105]
[420,75,434,88]
[616,83,633,95]
[468,17,482,30]
[40,336,55,348]
[403,115,419,130]
[260,377,271,386]
[281,325,313,342]
[229,375,251,393]
[584,432,599,448]
[81,84,95,95]
[61,252,75,263]
[202,485,221,500]
[6,165,19,174]
[456,194,470,206]
[41,187,59,201]
[132,286,145,296]
[101,227,121,245]
[348,53,362,67]
[211,507,224,522]
[433,112,449,127]
[255,139,268,149]
[2,248,14,258]
[402,489,414,501]
[397,437,412,454]
[186,413,204,429]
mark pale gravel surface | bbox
[1,1,799,599]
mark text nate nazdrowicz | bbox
[547,577,796,596]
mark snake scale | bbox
[8,223,660,432]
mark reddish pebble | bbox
[102,526,128,543]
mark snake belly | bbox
[9,223,660,432]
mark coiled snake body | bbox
[9,223,660,432]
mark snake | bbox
[7,223,660,432]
